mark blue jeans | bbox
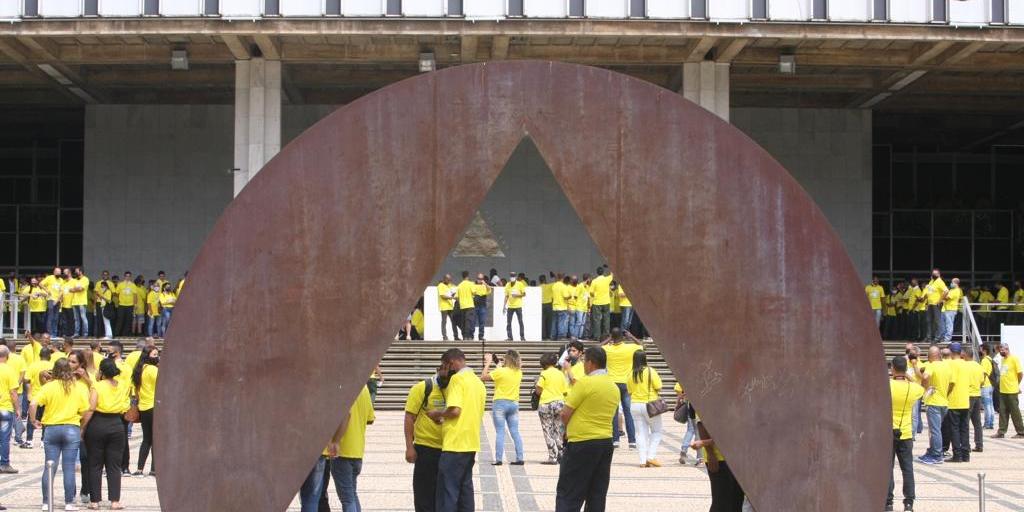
[74,305,89,336]
[924,405,947,459]
[331,457,362,512]
[942,310,956,342]
[146,316,157,337]
[15,392,27,444]
[46,301,59,335]
[0,409,12,465]
[621,307,634,331]
[474,305,486,340]
[570,311,585,338]
[42,424,81,505]
[436,452,475,512]
[299,456,327,512]
[680,415,698,456]
[912,399,922,437]
[492,400,524,462]
[552,311,569,339]
[612,383,636,443]
[982,387,995,428]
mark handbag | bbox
[673,400,690,424]
[644,368,669,417]
[124,404,140,423]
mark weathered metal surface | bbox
[157,61,889,511]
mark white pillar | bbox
[682,61,730,122]
[234,58,281,196]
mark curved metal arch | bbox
[156,61,889,511]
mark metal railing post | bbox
[11,293,19,339]
[978,472,986,512]
[46,459,55,512]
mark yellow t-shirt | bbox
[925,278,948,306]
[41,275,63,302]
[617,286,632,308]
[541,283,553,305]
[437,283,455,312]
[133,285,147,315]
[981,357,994,388]
[20,339,41,366]
[26,360,54,400]
[505,281,526,309]
[403,378,445,450]
[489,367,522,402]
[441,369,486,452]
[124,350,142,373]
[472,283,489,299]
[160,291,177,309]
[573,284,590,313]
[72,276,90,306]
[923,360,952,407]
[625,367,663,404]
[60,281,74,309]
[589,274,613,306]
[146,291,160,317]
[910,287,926,312]
[36,380,90,426]
[963,360,984,398]
[942,287,963,312]
[116,282,136,307]
[947,359,970,410]
[569,361,585,384]
[999,355,1022,395]
[6,353,26,383]
[551,282,568,311]
[890,379,925,441]
[674,382,683,394]
[0,364,18,412]
[997,287,1010,310]
[537,366,568,404]
[27,286,48,312]
[136,364,159,411]
[456,280,475,310]
[979,291,995,313]
[604,342,642,384]
[1013,289,1024,312]
[565,372,620,442]
[411,309,424,336]
[94,378,131,414]
[865,284,885,310]
[338,386,376,459]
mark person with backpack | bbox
[402,366,446,512]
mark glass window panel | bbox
[893,238,931,272]
[36,177,58,204]
[873,237,890,272]
[18,234,56,267]
[892,161,915,208]
[974,211,1010,239]
[873,212,890,237]
[975,239,1010,271]
[956,162,991,209]
[872,145,892,212]
[917,162,954,209]
[59,233,82,267]
[0,206,15,232]
[18,206,57,233]
[934,238,971,272]
[892,211,931,237]
[60,209,83,233]
[0,234,15,266]
[933,211,971,238]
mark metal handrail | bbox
[961,297,984,361]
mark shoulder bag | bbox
[644,368,669,417]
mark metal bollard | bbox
[978,472,986,512]
[46,459,55,512]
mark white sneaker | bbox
[65,504,79,511]
[41,505,49,511]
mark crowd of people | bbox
[431,266,645,343]
[0,331,160,510]
[0,268,186,340]
[866,268,1024,340]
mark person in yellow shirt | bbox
[0,345,21,473]
[132,278,148,336]
[959,348,986,454]
[865,276,886,329]
[977,286,996,335]
[569,275,588,340]
[939,278,963,343]
[40,267,63,337]
[59,271,76,338]
[603,328,643,447]
[561,340,587,386]
[472,273,491,342]
[919,346,953,464]
[625,351,664,467]
[540,274,553,340]
[617,282,635,332]
[979,344,997,429]
[455,272,477,340]
[503,273,527,342]
[674,381,701,465]
[402,367,445,512]
[84,358,129,509]
[923,269,948,342]
[131,345,159,476]
[28,357,91,509]
[436,274,460,341]
[945,343,972,463]
[482,350,524,465]
[906,279,925,341]
[145,283,161,338]
[22,277,48,335]
[427,348,485,512]
[22,347,53,449]
[94,281,114,339]
[556,346,620,511]
[551,274,571,341]
[71,268,90,337]
[536,352,568,464]
[589,267,613,341]
[995,342,1024,438]
[887,356,924,512]
[329,385,375,510]
[114,272,136,338]
[995,281,1010,313]
[1012,280,1024,326]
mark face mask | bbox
[437,368,458,388]
[151,356,160,365]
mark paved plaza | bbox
[2,411,1023,511]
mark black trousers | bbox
[506,308,524,340]
[969,396,983,450]
[887,438,915,508]
[556,438,614,512]
[437,451,475,512]
[441,310,459,340]
[941,411,953,452]
[121,418,130,470]
[31,311,45,335]
[413,444,442,512]
[708,460,745,512]
[115,306,133,337]
[61,307,75,337]
[460,309,476,340]
[85,413,126,503]
[948,408,970,460]
[925,305,941,341]
[541,304,552,340]
[137,408,154,471]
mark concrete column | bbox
[233,58,282,196]
[682,61,730,122]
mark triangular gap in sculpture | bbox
[157,61,889,512]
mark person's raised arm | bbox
[481,353,495,382]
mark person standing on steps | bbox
[482,351,524,466]
[503,273,527,342]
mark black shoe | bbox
[973,447,983,453]
[884,505,894,512]
[491,461,502,466]
[993,433,1006,439]
[961,457,970,463]
[510,460,524,466]
[1014,434,1024,439]
[904,503,914,512]
[505,338,513,341]
[944,457,963,463]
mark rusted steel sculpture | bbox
[157,61,888,511]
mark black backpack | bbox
[987,356,1001,388]
[420,378,434,411]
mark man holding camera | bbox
[888,356,923,512]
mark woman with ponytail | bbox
[131,345,159,477]
[28,358,91,511]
